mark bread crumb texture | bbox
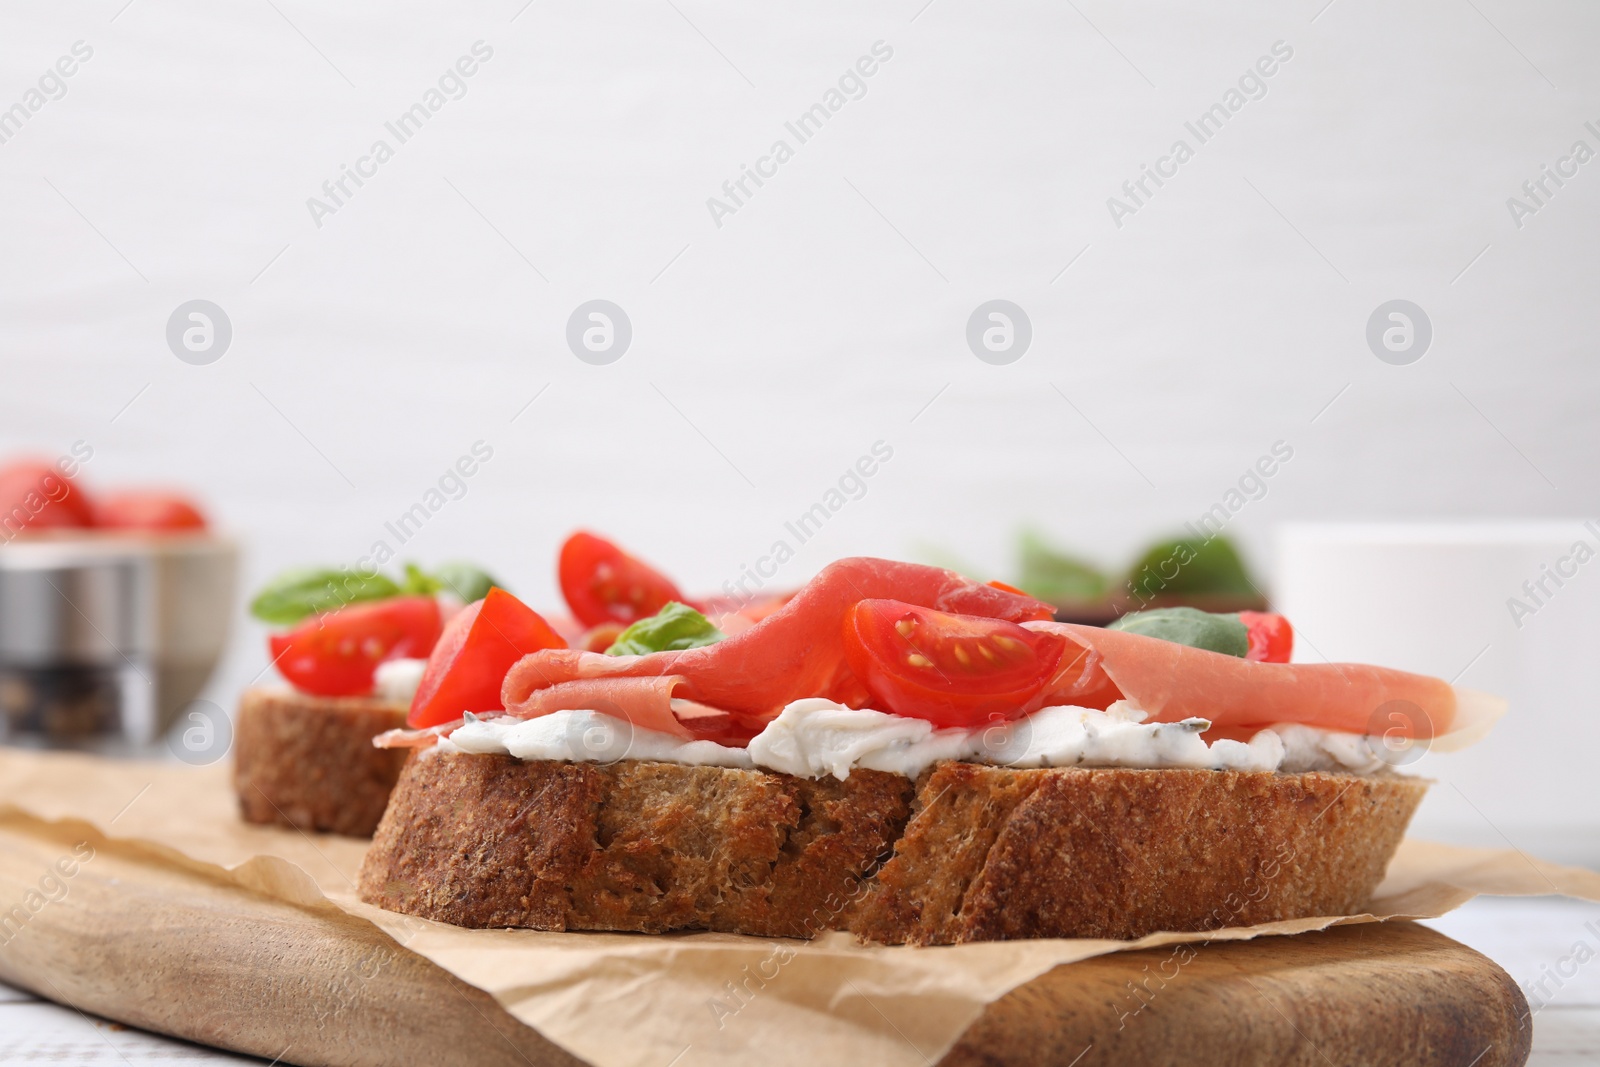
[233,687,409,838]
[358,753,1425,944]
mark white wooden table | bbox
[3,897,1597,1064]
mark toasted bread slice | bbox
[233,686,409,838]
[357,751,1426,943]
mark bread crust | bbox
[851,761,1425,943]
[233,686,409,838]
[360,754,913,936]
[358,751,1426,944]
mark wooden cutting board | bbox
[0,814,1531,1067]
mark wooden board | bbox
[0,815,1531,1067]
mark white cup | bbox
[1275,521,1600,867]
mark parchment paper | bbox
[3,747,1598,1067]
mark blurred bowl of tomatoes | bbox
[0,457,236,752]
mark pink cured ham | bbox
[1029,621,1458,738]
[373,720,463,749]
[502,558,1053,735]
[509,675,698,738]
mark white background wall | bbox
[1,2,1595,852]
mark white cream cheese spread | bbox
[749,699,1295,778]
[440,708,756,769]
[374,657,428,705]
[433,698,1393,779]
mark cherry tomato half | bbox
[841,599,1067,728]
[95,491,207,531]
[1239,611,1293,663]
[270,596,442,698]
[557,531,686,628]
[408,588,567,727]
[0,460,94,534]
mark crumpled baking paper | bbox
[1,748,1597,1067]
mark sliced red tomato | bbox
[95,490,207,531]
[0,460,94,533]
[558,531,686,628]
[408,587,567,727]
[270,596,442,698]
[986,579,1030,597]
[841,599,1067,728]
[1239,611,1294,663]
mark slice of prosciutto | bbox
[373,719,467,749]
[1027,621,1501,745]
[502,558,1054,737]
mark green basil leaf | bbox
[429,561,501,603]
[1107,606,1249,658]
[1124,535,1257,601]
[605,601,725,656]
[1016,530,1109,604]
[249,568,401,625]
[399,562,443,596]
